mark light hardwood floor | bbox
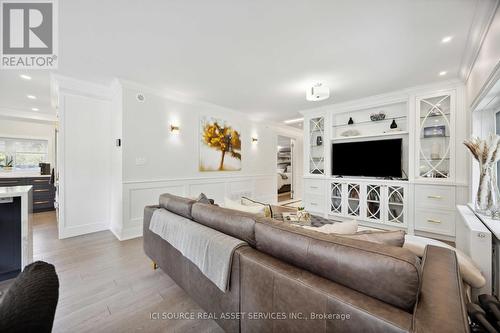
[2,211,223,333]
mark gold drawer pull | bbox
[0,180,19,184]
[34,189,49,192]
[310,202,318,206]
[310,186,319,189]
[34,201,50,205]
[33,179,48,183]
[427,218,441,224]
[427,195,443,199]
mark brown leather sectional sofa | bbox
[143,194,470,333]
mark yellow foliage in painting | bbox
[202,121,241,170]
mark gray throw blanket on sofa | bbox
[149,209,247,292]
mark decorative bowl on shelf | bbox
[370,112,386,121]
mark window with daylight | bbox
[0,137,48,170]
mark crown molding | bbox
[299,79,463,115]
[51,74,114,102]
[459,0,500,82]
[0,107,57,123]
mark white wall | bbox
[0,117,56,167]
[116,83,303,239]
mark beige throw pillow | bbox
[240,197,272,218]
[303,220,358,234]
[224,197,266,216]
[404,234,486,289]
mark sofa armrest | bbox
[413,245,469,333]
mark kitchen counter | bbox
[0,172,51,178]
[0,186,33,281]
[0,176,55,212]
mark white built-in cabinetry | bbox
[301,82,469,240]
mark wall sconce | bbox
[251,137,258,143]
[170,125,180,133]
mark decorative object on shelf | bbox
[464,135,500,217]
[340,129,360,137]
[390,119,398,129]
[316,135,323,146]
[200,116,242,171]
[370,112,386,121]
[0,155,13,171]
[431,142,441,160]
[348,117,354,125]
[306,83,330,102]
[423,125,446,138]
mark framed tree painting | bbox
[200,116,242,171]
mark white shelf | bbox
[332,131,409,142]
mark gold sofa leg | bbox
[152,261,158,270]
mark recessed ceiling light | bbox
[31,107,39,111]
[284,117,304,124]
[439,71,447,76]
[19,74,32,80]
[27,95,37,100]
[441,36,453,43]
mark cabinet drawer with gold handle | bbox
[304,194,325,213]
[304,179,325,195]
[415,185,455,210]
[415,208,454,236]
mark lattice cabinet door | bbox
[416,92,455,180]
[385,185,406,225]
[330,182,343,215]
[365,184,382,223]
[346,183,361,217]
[308,117,325,175]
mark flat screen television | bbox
[332,138,402,178]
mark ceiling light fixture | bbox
[439,71,447,76]
[31,107,39,111]
[306,83,330,102]
[441,36,453,43]
[20,74,32,80]
[27,95,37,100]
[284,117,304,124]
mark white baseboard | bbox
[110,219,143,241]
[59,222,109,239]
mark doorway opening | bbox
[277,135,294,202]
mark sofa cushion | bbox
[254,220,421,312]
[159,193,196,219]
[192,203,257,247]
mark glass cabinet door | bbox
[366,184,381,221]
[309,117,325,175]
[330,182,342,214]
[418,94,452,179]
[347,183,360,217]
[387,186,405,224]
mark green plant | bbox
[298,206,305,211]
[0,155,13,168]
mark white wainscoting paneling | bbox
[118,174,276,240]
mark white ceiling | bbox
[0,71,52,115]
[0,0,484,122]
